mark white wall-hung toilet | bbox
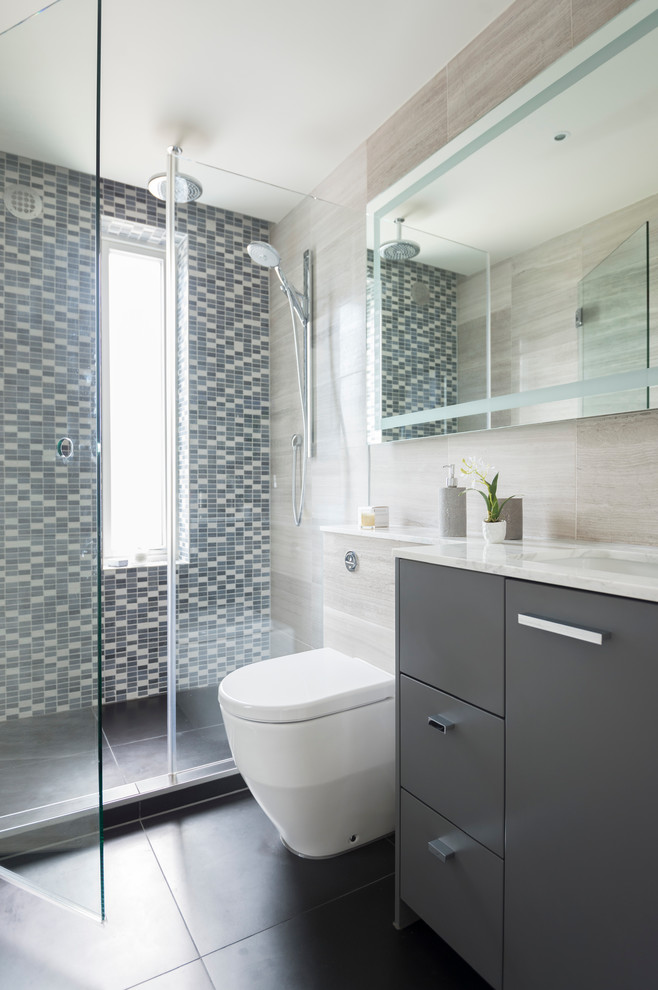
[218,648,395,858]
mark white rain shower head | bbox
[147,172,203,203]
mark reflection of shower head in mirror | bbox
[379,218,420,261]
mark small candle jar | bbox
[358,505,376,529]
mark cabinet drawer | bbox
[400,789,503,990]
[397,559,504,715]
[400,675,504,856]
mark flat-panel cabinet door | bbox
[505,579,658,990]
[397,559,504,715]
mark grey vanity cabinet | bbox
[505,578,658,990]
[396,559,505,989]
[397,559,658,990]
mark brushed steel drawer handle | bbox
[428,837,455,863]
[518,612,610,645]
[428,714,455,733]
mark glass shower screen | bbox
[0,0,104,919]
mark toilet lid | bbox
[218,648,394,723]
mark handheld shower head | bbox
[247,241,306,322]
[247,241,281,268]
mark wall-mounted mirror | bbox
[367,1,658,442]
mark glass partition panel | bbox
[166,157,306,780]
[579,223,650,417]
[0,0,103,918]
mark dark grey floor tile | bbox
[110,724,230,782]
[103,740,129,789]
[176,686,223,730]
[128,959,214,989]
[0,749,100,817]
[103,694,193,747]
[0,810,101,865]
[203,875,490,990]
[109,733,169,781]
[176,723,231,769]
[0,707,98,760]
[144,791,395,956]
[0,824,199,990]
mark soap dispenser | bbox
[438,464,466,537]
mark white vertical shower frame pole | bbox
[165,146,179,780]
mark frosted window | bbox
[103,244,166,562]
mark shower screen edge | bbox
[165,146,179,780]
[304,248,313,460]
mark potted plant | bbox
[461,457,517,543]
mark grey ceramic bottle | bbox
[438,464,466,537]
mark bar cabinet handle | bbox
[428,837,455,863]
[428,714,455,733]
[518,612,610,645]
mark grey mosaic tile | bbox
[0,150,99,720]
[1,155,271,719]
[368,251,458,440]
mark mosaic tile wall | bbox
[0,152,271,718]
[0,150,99,720]
[369,251,458,440]
[100,178,272,705]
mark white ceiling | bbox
[1,0,516,219]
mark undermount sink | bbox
[517,549,658,580]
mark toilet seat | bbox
[218,648,394,723]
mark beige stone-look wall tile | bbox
[581,192,658,275]
[510,229,581,390]
[323,531,426,673]
[270,0,642,670]
[457,268,489,432]
[369,434,453,528]
[366,69,448,201]
[571,0,637,47]
[460,419,578,540]
[508,228,582,425]
[271,146,369,656]
[314,142,368,212]
[323,532,402,629]
[323,607,395,675]
[271,570,319,651]
[311,444,369,525]
[446,0,571,141]
[576,409,658,545]
[368,420,578,540]
[315,370,367,453]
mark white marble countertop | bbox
[321,524,440,544]
[391,537,658,603]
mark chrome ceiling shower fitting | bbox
[147,172,203,203]
[379,217,420,261]
[148,148,202,202]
